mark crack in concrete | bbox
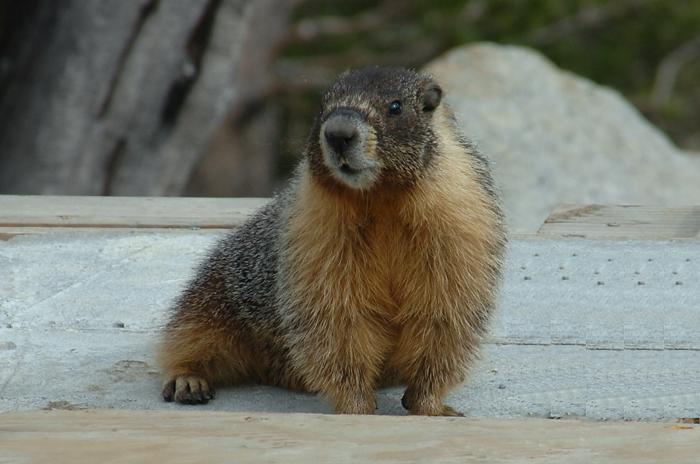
[18,243,155,317]
[0,335,26,396]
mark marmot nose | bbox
[324,117,359,155]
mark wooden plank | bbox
[0,227,230,240]
[538,204,700,239]
[4,196,698,240]
[0,410,698,464]
[0,195,268,229]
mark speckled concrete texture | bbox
[1,231,699,419]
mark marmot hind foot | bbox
[401,391,464,417]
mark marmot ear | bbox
[421,81,442,112]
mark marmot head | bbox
[307,67,444,192]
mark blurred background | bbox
[1,0,699,230]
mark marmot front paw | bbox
[162,376,214,404]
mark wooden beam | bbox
[4,196,699,240]
[0,410,698,464]
[0,195,268,229]
[538,204,700,239]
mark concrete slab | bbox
[1,231,699,419]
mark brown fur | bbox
[158,69,504,415]
[277,106,502,415]
[159,276,307,401]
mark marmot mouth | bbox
[339,163,361,175]
[325,156,379,191]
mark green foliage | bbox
[280,0,700,154]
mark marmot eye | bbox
[388,100,402,116]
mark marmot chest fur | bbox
[158,66,506,416]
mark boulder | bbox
[425,43,700,232]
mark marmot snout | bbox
[158,66,506,416]
[321,108,378,189]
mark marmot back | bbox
[158,66,506,416]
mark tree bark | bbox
[0,0,296,196]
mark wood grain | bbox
[539,204,700,239]
[0,195,268,229]
[4,197,700,241]
[0,410,697,464]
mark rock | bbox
[425,43,700,232]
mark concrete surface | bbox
[1,231,699,419]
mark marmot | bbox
[158,66,505,416]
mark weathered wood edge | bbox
[0,195,269,228]
[538,204,700,240]
[2,196,700,240]
[0,410,698,464]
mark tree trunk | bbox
[0,0,296,196]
